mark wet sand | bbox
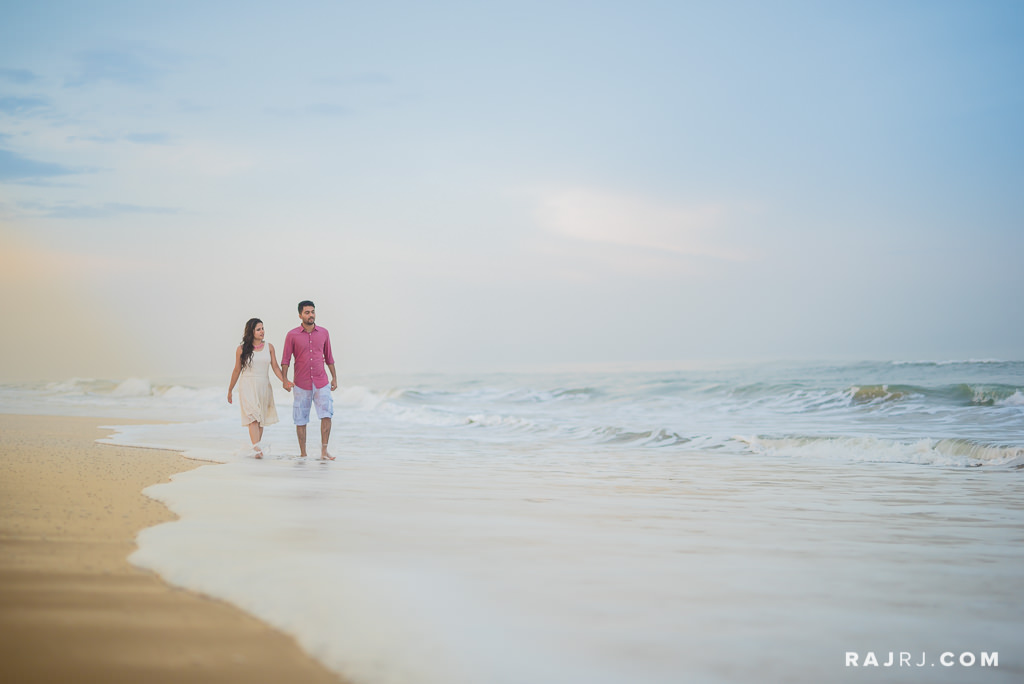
[0,414,345,684]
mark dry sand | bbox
[0,414,345,684]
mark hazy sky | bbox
[1,1,1022,381]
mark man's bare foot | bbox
[320,447,335,461]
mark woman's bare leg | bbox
[247,421,263,458]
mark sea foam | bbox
[6,361,1023,683]
[119,417,1024,684]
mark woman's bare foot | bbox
[252,445,264,459]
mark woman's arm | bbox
[269,344,293,390]
[227,346,243,403]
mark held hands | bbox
[283,380,294,392]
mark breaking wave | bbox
[5,359,1022,467]
[739,435,1024,469]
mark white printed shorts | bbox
[292,384,334,425]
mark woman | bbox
[228,318,292,458]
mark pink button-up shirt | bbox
[281,325,335,391]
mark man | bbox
[280,300,338,460]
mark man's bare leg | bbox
[320,418,335,460]
[296,425,307,458]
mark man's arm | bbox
[280,332,293,391]
[323,331,337,391]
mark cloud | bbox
[268,73,397,119]
[265,103,352,118]
[539,189,750,262]
[0,148,80,181]
[16,201,179,219]
[68,132,175,145]
[137,141,257,177]
[0,68,39,84]
[0,95,51,116]
[0,234,127,281]
[317,72,394,87]
[177,99,213,114]
[0,232,157,381]
[66,134,119,144]
[306,102,352,117]
[124,132,175,145]
[64,46,176,88]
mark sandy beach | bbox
[0,414,344,684]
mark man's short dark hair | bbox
[298,300,315,313]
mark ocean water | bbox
[3,360,1022,683]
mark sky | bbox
[1,0,1022,381]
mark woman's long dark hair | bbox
[240,318,262,369]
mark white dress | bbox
[238,344,279,427]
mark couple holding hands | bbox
[227,300,337,460]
